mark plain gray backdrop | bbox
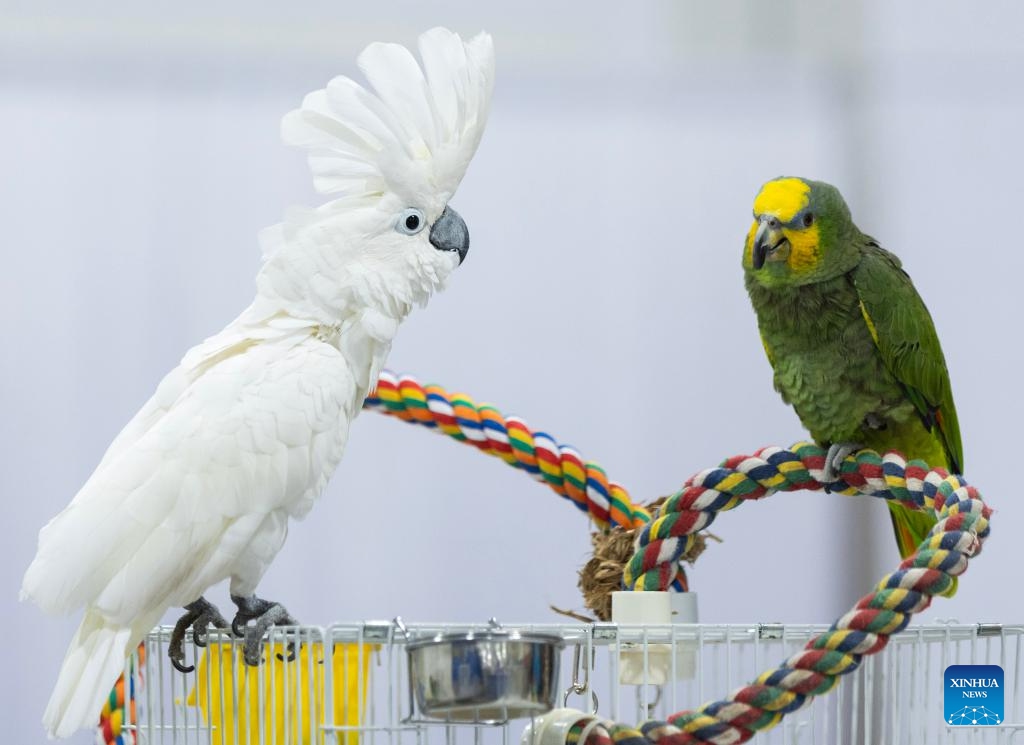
[3,1,1023,741]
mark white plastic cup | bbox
[611,591,670,624]
[520,708,597,745]
[540,709,599,745]
[576,717,608,745]
[612,591,699,683]
[670,591,698,623]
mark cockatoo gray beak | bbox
[429,205,470,264]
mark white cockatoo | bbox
[21,26,494,739]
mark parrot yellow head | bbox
[743,176,859,286]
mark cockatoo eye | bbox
[395,208,427,236]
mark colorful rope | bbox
[365,370,653,532]
[619,442,991,744]
[365,370,689,593]
[99,643,145,745]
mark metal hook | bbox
[563,687,599,713]
[636,685,662,719]
[570,642,590,693]
[561,642,599,713]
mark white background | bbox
[3,1,1023,741]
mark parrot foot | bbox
[822,442,863,492]
[169,597,229,673]
[231,594,298,666]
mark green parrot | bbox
[742,176,963,565]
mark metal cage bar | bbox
[118,622,1023,745]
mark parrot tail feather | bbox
[888,501,957,597]
[43,611,135,739]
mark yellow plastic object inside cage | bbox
[185,642,374,745]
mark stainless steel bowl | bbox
[406,629,564,722]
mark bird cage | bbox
[109,620,1022,745]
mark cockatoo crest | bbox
[282,27,494,218]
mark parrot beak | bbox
[429,205,470,264]
[752,216,785,270]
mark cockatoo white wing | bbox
[23,333,355,617]
[91,365,189,473]
[93,313,311,472]
[24,333,356,737]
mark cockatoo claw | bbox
[170,655,194,674]
[169,597,227,672]
[822,442,863,492]
[168,625,195,675]
[193,608,229,648]
[231,594,298,666]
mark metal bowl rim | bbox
[405,630,565,651]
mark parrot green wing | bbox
[759,332,776,369]
[851,241,964,473]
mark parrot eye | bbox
[802,212,815,228]
[395,208,426,236]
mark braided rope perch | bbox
[366,370,690,595]
[366,369,653,531]
[617,441,991,744]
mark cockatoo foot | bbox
[169,597,229,673]
[230,594,298,666]
[822,442,863,492]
